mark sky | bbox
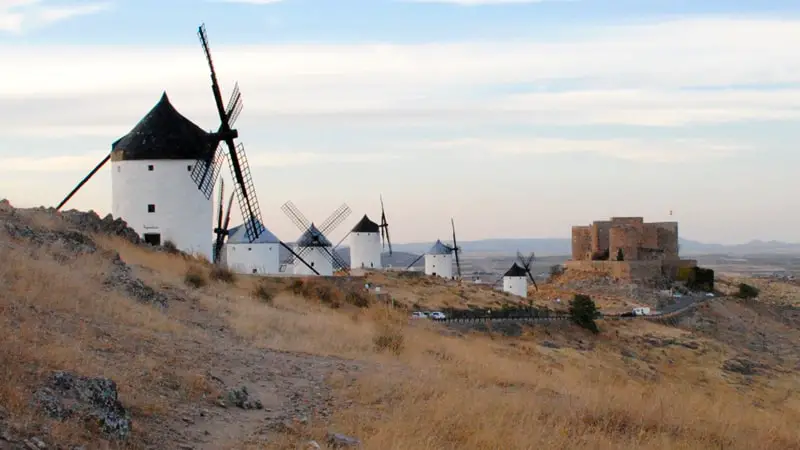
[1,0,800,245]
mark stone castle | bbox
[566,216,696,280]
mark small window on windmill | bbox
[147,204,155,213]
[117,166,121,172]
[252,269,257,274]
[187,165,193,172]
[148,165,154,171]
[248,247,252,251]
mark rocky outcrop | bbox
[33,371,132,440]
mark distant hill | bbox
[385,238,800,257]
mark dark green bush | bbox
[569,294,600,334]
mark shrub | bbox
[287,279,343,308]
[345,289,371,308]
[252,282,275,304]
[373,325,404,355]
[209,265,236,284]
[162,240,180,254]
[549,264,564,278]
[569,294,600,334]
[737,283,760,299]
[184,266,207,288]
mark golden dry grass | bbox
[2,217,799,449]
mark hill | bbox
[1,201,799,449]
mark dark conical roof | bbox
[110,92,214,162]
[504,263,528,277]
[351,214,379,233]
[297,223,332,247]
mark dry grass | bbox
[2,219,799,449]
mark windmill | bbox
[495,251,538,297]
[280,201,351,276]
[403,218,462,280]
[331,195,393,270]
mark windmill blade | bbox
[405,253,425,271]
[319,203,351,236]
[281,201,312,233]
[517,251,525,265]
[384,224,393,256]
[319,245,350,274]
[225,82,243,126]
[198,23,228,125]
[279,241,320,276]
[527,252,536,267]
[451,218,462,278]
[525,267,539,291]
[190,144,225,200]
[379,194,392,256]
[213,191,235,265]
[56,154,110,211]
[281,239,313,265]
[216,179,225,232]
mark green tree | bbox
[569,294,600,334]
[616,248,624,261]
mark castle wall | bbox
[564,260,663,281]
[650,222,679,259]
[609,225,641,261]
[590,221,612,255]
[571,226,592,261]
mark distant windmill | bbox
[497,251,538,297]
[331,195,393,270]
[280,201,351,276]
[404,218,462,280]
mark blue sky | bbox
[1,0,799,245]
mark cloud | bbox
[0,150,401,172]
[1,16,800,164]
[210,0,283,3]
[407,137,748,163]
[0,0,109,33]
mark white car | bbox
[429,311,446,320]
[411,311,429,319]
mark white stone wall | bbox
[425,253,454,279]
[111,159,212,260]
[503,276,528,297]
[225,243,280,275]
[349,231,382,270]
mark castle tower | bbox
[349,214,382,270]
[110,92,214,260]
[424,240,454,279]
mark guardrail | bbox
[426,298,708,325]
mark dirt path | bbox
[146,288,366,450]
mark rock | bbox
[224,386,263,410]
[326,432,361,448]
[33,371,132,440]
[104,254,169,307]
[540,340,560,349]
[60,210,140,245]
[303,441,321,450]
[620,348,638,359]
[722,358,767,376]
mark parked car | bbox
[411,311,429,319]
[429,311,446,320]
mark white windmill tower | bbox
[499,252,539,298]
[280,201,351,276]
[404,218,462,280]
[334,195,393,270]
